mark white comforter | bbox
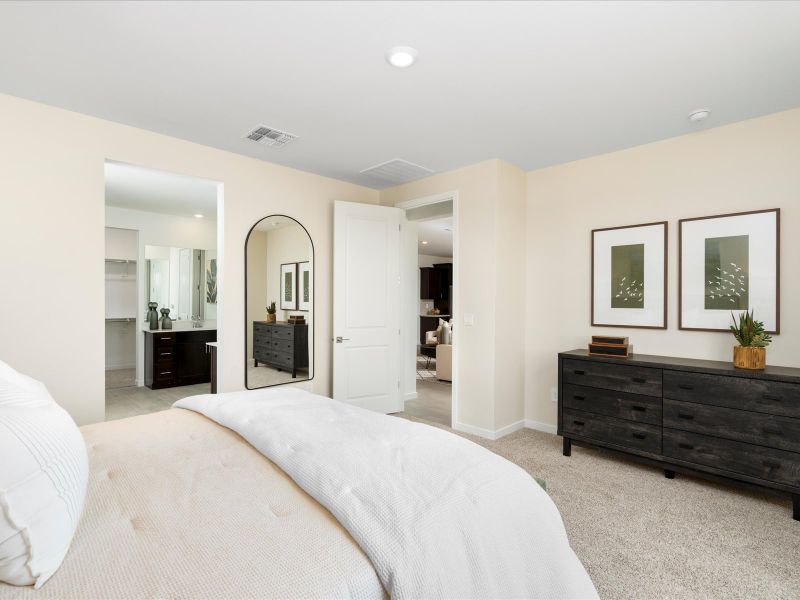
[175,388,597,600]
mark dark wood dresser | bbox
[144,329,216,389]
[558,349,800,520]
[253,321,309,378]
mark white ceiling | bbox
[105,161,219,218]
[3,2,800,189]
[418,217,453,258]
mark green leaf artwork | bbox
[205,259,217,304]
[705,235,748,310]
[611,243,644,308]
[284,271,292,302]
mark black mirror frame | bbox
[244,214,315,389]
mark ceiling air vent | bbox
[359,159,434,186]
[243,124,298,148]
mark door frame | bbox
[394,191,459,428]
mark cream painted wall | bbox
[494,162,527,431]
[246,230,268,360]
[525,107,800,429]
[0,93,378,425]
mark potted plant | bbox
[730,310,772,370]
[266,301,277,323]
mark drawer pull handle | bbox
[678,443,694,450]
[160,371,171,375]
[573,369,585,376]
[632,433,646,440]
[160,337,171,340]
[572,420,585,426]
[631,405,646,412]
[763,426,782,436]
[160,352,171,356]
[678,384,694,391]
[678,412,694,420]
[763,394,781,402]
[573,395,586,401]
[763,460,781,470]
[632,377,646,384]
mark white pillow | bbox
[0,360,88,588]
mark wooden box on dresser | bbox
[558,349,800,520]
[253,321,309,378]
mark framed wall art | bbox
[280,262,297,311]
[297,261,312,312]
[679,208,779,332]
[592,221,668,328]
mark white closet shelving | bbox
[105,228,138,377]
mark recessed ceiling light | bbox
[194,214,204,219]
[688,108,711,123]
[421,240,429,245]
[386,46,418,68]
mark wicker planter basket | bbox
[733,346,766,370]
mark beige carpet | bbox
[397,415,800,599]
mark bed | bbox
[0,386,597,599]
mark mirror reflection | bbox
[246,215,313,388]
[145,245,217,321]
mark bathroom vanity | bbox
[144,328,217,389]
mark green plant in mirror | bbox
[730,310,772,347]
[266,301,276,315]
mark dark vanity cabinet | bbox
[253,321,309,378]
[144,329,217,389]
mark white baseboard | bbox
[494,419,526,439]
[524,420,557,435]
[403,392,418,402]
[453,419,525,441]
[105,362,135,371]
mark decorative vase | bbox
[160,308,172,330]
[266,313,276,323]
[147,302,159,330]
[733,346,765,370]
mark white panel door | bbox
[333,201,402,413]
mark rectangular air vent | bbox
[243,124,298,148]
[359,159,434,185]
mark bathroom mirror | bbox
[245,215,314,388]
[145,245,217,321]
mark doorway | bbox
[103,161,222,421]
[397,193,457,428]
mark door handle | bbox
[335,336,350,344]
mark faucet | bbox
[191,315,203,328]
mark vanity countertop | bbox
[143,323,217,333]
[206,342,218,348]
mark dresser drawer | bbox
[663,399,800,454]
[563,359,662,397]
[664,371,800,419]
[153,332,176,347]
[254,348,273,363]
[563,408,661,454]
[663,428,800,488]
[271,338,295,354]
[271,326,295,341]
[272,350,294,369]
[562,383,661,425]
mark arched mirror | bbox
[245,215,313,388]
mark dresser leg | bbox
[664,469,676,479]
[562,437,571,457]
[793,494,799,521]
[254,359,258,367]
